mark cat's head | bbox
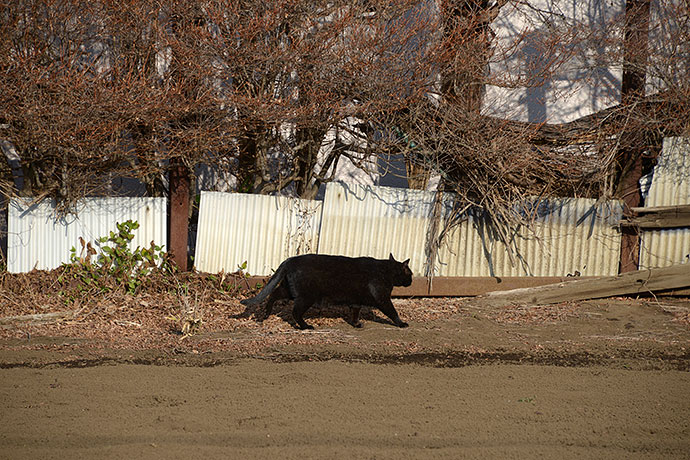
[389,253,413,287]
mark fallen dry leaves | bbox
[1,269,688,358]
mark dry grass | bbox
[1,270,688,358]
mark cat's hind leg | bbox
[261,280,291,321]
[291,298,314,330]
[349,306,363,328]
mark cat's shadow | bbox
[233,300,396,328]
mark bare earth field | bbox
[1,275,689,459]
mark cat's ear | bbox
[402,258,410,266]
[389,253,395,261]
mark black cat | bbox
[241,253,413,330]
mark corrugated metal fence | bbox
[317,184,438,276]
[195,191,321,276]
[8,137,687,276]
[194,182,624,277]
[433,198,623,277]
[8,197,166,273]
[640,137,690,269]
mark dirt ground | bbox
[1,277,690,459]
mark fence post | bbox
[168,157,190,271]
[618,0,651,273]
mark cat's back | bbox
[287,254,383,276]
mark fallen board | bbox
[623,204,690,229]
[483,263,690,305]
[244,276,591,297]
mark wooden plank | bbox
[391,277,588,297]
[483,263,690,305]
[244,276,590,297]
[631,204,690,213]
[660,287,690,296]
[623,204,690,229]
[168,158,190,271]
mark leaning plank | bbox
[0,310,77,326]
[623,204,690,229]
[245,276,592,297]
[483,263,690,305]
[630,204,690,214]
[391,277,591,297]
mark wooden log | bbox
[483,263,690,305]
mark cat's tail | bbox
[240,258,289,306]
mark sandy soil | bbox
[2,292,690,459]
[2,362,689,459]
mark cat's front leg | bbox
[378,299,408,328]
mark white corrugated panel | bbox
[8,197,167,273]
[317,182,438,275]
[436,199,623,276]
[640,137,690,269]
[194,191,321,275]
[318,182,622,276]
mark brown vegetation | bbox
[1,0,688,221]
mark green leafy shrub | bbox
[60,220,170,297]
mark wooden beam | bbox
[620,206,641,272]
[168,158,190,271]
[483,263,690,305]
[244,276,590,297]
[632,205,690,213]
[392,276,588,297]
[623,205,690,229]
[622,0,651,104]
[621,205,690,229]
[617,0,652,273]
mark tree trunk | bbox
[617,0,652,273]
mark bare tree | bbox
[0,1,233,203]
[207,0,435,197]
[387,0,688,217]
[1,0,687,216]
[1,0,436,202]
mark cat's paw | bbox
[397,321,409,328]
